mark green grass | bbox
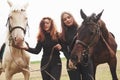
[1,51,120,80]
[31,61,40,64]
[29,51,120,80]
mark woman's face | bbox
[62,13,74,27]
[43,19,51,32]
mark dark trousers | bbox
[80,64,94,80]
[41,57,62,80]
[68,68,81,80]
[67,58,94,80]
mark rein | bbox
[41,46,55,71]
[9,46,30,72]
[75,23,100,66]
[77,23,100,49]
[30,46,56,80]
[9,44,56,80]
[6,16,57,79]
[6,17,30,72]
[6,16,30,46]
[100,32,115,57]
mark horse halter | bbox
[6,17,28,34]
[76,22,100,49]
[75,21,101,65]
[6,17,29,46]
[9,26,26,34]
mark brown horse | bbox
[68,9,118,80]
[0,1,30,80]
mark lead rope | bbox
[44,70,56,80]
[100,32,115,58]
[87,73,94,80]
[30,46,56,80]
[10,40,56,80]
[41,46,55,71]
[41,46,56,80]
[9,46,30,73]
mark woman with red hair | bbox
[20,17,62,80]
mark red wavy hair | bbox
[37,17,59,42]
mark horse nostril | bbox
[14,37,24,44]
[23,38,24,41]
[14,37,17,41]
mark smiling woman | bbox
[69,9,118,80]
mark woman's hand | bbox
[54,44,62,50]
[20,42,29,50]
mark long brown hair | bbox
[60,12,78,41]
[37,17,59,42]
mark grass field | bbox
[1,51,120,80]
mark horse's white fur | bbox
[8,0,29,11]
[0,1,30,80]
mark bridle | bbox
[6,17,28,34]
[76,22,100,49]
[6,17,29,45]
[5,16,30,73]
[75,21,101,65]
[9,26,26,34]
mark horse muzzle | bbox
[13,37,24,47]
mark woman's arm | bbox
[26,41,42,54]
[15,41,42,54]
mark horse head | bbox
[69,9,104,69]
[7,0,29,47]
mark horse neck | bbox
[5,31,11,44]
[5,31,14,46]
[98,20,109,40]
[9,46,26,57]
[5,32,25,55]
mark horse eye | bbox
[21,9,25,12]
[90,30,95,35]
[9,16,13,20]
[25,17,28,20]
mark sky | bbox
[0,0,120,61]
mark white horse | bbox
[0,1,30,80]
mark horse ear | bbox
[80,9,87,20]
[7,0,13,7]
[96,9,104,21]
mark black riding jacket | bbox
[61,26,77,59]
[27,32,61,65]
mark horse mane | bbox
[98,19,109,40]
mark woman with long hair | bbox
[60,11,94,80]
[19,17,62,80]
